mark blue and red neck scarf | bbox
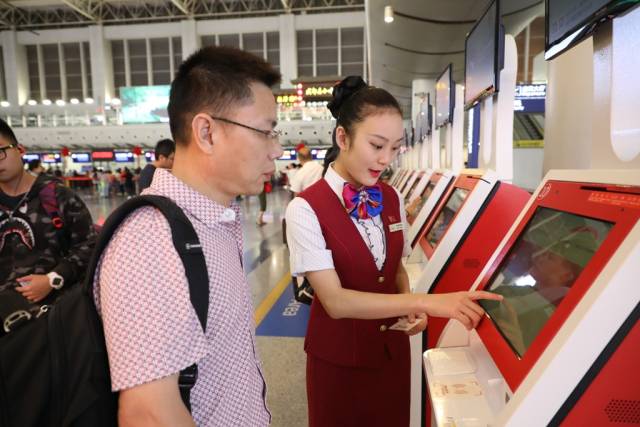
[342,183,383,220]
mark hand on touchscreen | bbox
[422,291,503,331]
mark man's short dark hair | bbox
[168,46,281,144]
[154,138,175,159]
[28,159,41,171]
[0,118,18,146]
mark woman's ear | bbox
[335,126,349,151]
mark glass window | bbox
[172,37,182,77]
[42,44,61,100]
[219,34,240,48]
[266,31,280,70]
[150,38,171,85]
[315,29,338,76]
[296,30,313,77]
[26,45,40,100]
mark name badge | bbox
[389,222,404,233]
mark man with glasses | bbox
[94,46,282,426]
[0,118,96,332]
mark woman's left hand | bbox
[405,312,427,336]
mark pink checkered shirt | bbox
[94,168,270,426]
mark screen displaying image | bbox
[479,207,613,357]
[465,0,498,107]
[436,65,453,128]
[71,152,91,163]
[407,182,436,219]
[424,188,469,247]
[278,149,297,161]
[22,153,40,162]
[41,153,61,163]
[121,85,170,124]
[114,151,134,163]
[404,175,423,203]
[314,149,328,160]
[92,151,114,161]
[547,0,610,50]
[145,151,155,162]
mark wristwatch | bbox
[46,272,64,290]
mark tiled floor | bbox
[80,187,308,426]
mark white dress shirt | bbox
[289,161,324,194]
[286,164,410,276]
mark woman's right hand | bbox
[418,291,503,330]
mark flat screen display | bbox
[407,181,436,219]
[278,149,297,161]
[114,151,134,163]
[465,0,500,108]
[92,151,114,161]
[71,152,91,163]
[121,85,170,124]
[145,151,155,162]
[41,153,61,163]
[424,188,469,248]
[22,153,40,162]
[404,175,423,203]
[479,207,613,357]
[436,64,454,128]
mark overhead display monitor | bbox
[121,85,170,124]
[315,149,328,160]
[145,151,155,162]
[278,149,297,161]
[114,151,134,163]
[545,0,637,60]
[41,153,61,164]
[464,0,502,109]
[480,207,613,357]
[71,152,91,163]
[435,64,455,128]
[424,188,470,248]
[92,151,114,161]
[22,153,40,162]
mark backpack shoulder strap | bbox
[84,195,209,411]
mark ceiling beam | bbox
[61,0,97,21]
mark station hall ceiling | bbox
[366,0,544,111]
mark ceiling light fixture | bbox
[384,6,394,23]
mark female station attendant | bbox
[285,77,502,427]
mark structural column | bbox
[88,25,115,104]
[1,30,29,106]
[278,14,296,88]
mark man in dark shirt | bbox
[0,118,96,317]
[138,138,175,193]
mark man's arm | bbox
[119,374,195,427]
[52,187,97,285]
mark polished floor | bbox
[79,187,308,426]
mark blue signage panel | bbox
[514,84,546,114]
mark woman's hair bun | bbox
[327,76,368,119]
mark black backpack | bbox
[0,195,209,427]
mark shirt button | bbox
[379,325,387,332]
[378,276,385,283]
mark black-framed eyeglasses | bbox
[209,116,282,140]
[0,143,17,161]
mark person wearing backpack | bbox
[94,46,282,426]
[0,118,97,332]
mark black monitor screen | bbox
[479,207,613,357]
[41,153,61,164]
[547,0,610,55]
[424,188,469,247]
[114,152,134,163]
[465,0,499,108]
[71,152,91,163]
[436,64,454,128]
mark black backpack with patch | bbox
[0,195,209,427]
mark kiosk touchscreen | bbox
[399,170,418,194]
[393,169,408,188]
[389,169,403,186]
[406,171,454,246]
[398,170,415,193]
[403,171,425,201]
[406,170,433,205]
[423,170,640,427]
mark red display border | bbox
[475,180,640,391]
[416,174,480,257]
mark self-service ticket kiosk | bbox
[407,171,455,245]
[407,170,434,206]
[406,170,530,426]
[391,169,406,187]
[403,171,425,200]
[398,170,416,194]
[423,170,640,426]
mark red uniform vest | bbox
[300,179,409,368]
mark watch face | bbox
[52,278,62,286]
